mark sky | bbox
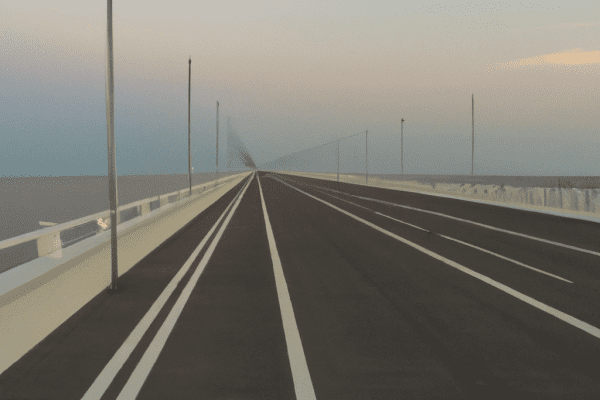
[2,0,599,176]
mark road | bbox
[2,171,600,399]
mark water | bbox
[0,172,242,242]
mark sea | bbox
[0,172,241,242]
[2,171,600,243]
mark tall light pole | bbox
[227,116,230,171]
[365,129,368,185]
[105,0,118,291]
[216,101,219,185]
[188,58,192,195]
[401,118,405,178]
[337,140,340,182]
[471,94,474,176]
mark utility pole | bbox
[188,57,192,195]
[365,130,368,185]
[337,140,340,182]
[471,94,474,176]
[401,118,405,178]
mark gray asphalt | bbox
[2,171,600,399]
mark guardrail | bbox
[0,172,249,273]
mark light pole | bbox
[401,118,405,178]
[365,130,368,185]
[216,101,219,186]
[105,0,118,291]
[471,94,474,176]
[188,58,192,195]
[337,140,340,182]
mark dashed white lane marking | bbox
[271,176,600,341]
[276,178,572,284]
[258,175,317,400]
[82,174,253,400]
[116,173,254,399]
[376,212,572,283]
[375,212,430,232]
[437,234,573,283]
[278,175,600,258]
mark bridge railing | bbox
[0,172,247,273]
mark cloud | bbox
[487,48,600,73]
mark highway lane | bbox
[260,172,600,398]
[121,173,296,399]
[3,168,600,398]
[270,173,600,305]
[0,174,262,399]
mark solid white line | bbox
[277,180,572,283]
[257,175,317,400]
[116,172,254,399]
[271,176,600,341]
[277,175,600,258]
[81,174,253,400]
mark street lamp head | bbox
[401,118,404,123]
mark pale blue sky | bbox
[2,0,599,176]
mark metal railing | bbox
[0,172,247,273]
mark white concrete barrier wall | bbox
[0,171,252,375]
[273,171,600,217]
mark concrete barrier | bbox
[0,171,252,375]
[272,171,600,222]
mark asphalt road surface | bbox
[2,171,600,399]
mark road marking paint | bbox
[305,185,371,210]
[276,175,600,258]
[281,178,572,284]
[258,175,317,400]
[82,174,253,400]
[116,172,254,399]
[437,234,572,283]
[271,176,600,341]
[375,212,430,232]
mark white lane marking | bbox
[279,179,572,284]
[275,175,600,258]
[437,234,573,283]
[375,212,431,232]
[271,176,600,341]
[257,175,317,400]
[375,212,572,283]
[81,174,253,400]
[116,173,254,399]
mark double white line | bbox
[83,173,254,400]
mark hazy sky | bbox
[2,0,599,176]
